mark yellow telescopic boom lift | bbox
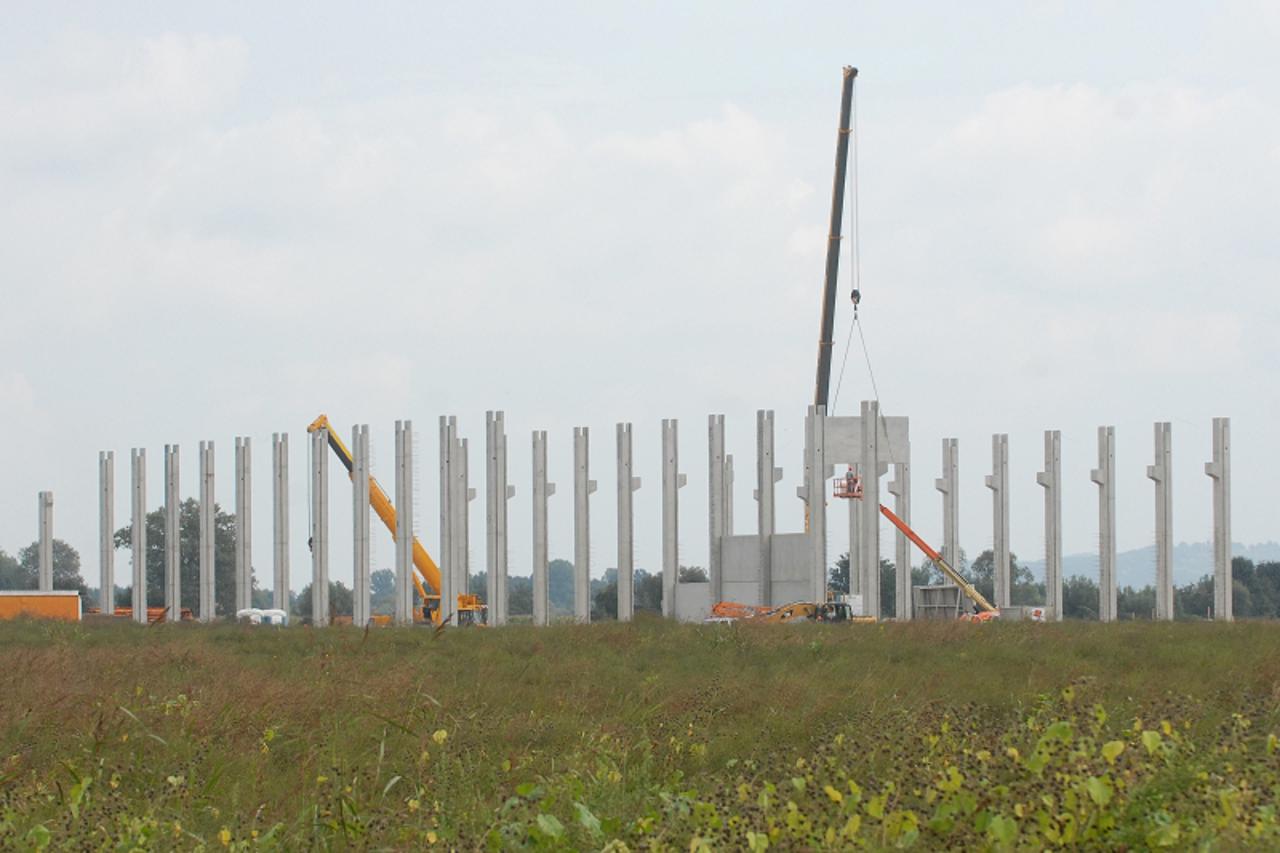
[307,415,485,626]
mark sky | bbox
[2,1,1278,595]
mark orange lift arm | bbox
[307,415,440,613]
[877,503,998,614]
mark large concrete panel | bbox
[673,581,711,622]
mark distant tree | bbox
[1062,575,1100,619]
[508,576,533,616]
[593,580,617,620]
[1117,585,1156,620]
[635,570,663,612]
[113,498,245,616]
[678,566,708,583]
[548,559,575,614]
[5,541,86,603]
[293,581,353,621]
[1175,575,1214,619]
[0,550,23,589]
[371,568,396,615]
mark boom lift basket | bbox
[833,470,863,500]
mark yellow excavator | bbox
[307,415,486,627]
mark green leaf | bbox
[1141,730,1163,755]
[574,802,602,838]
[515,782,544,799]
[26,825,51,851]
[1101,740,1126,765]
[1085,776,1113,807]
[746,830,770,852]
[535,813,564,840]
[986,814,1018,845]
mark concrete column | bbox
[847,464,862,596]
[754,410,781,607]
[723,454,735,535]
[573,427,597,622]
[1090,426,1117,622]
[352,425,371,627]
[887,458,912,620]
[234,437,252,613]
[616,423,641,621]
[708,415,726,604]
[310,427,330,626]
[37,491,53,592]
[1036,430,1063,620]
[486,412,514,626]
[532,430,555,626]
[272,433,290,612]
[450,435,474,610]
[130,448,147,623]
[985,434,1010,610]
[198,442,215,622]
[438,416,456,625]
[1205,417,1232,621]
[859,402,886,617]
[934,439,959,572]
[99,451,115,614]
[662,419,688,617]
[164,444,180,621]
[1147,422,1174,620]
[800,406,831,605]
[394,420,415,626]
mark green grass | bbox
[1,618,1279,849]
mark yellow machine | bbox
[307,415,486,627]
[709,599,866,624]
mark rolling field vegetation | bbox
[2,619,1279,850]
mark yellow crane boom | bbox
[308,414,460,624]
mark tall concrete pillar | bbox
[887,458,912,620]
[1147,422,1174,620]
[847,464,862,596]
[272,433,290,612]
[800,406,831,605]
[130,448,147,623]
[352,425,371,627]
[708,415,726,604]
[573,427,597,622]
[616,423,641,621]
[934,439,959,571]
[985,434,1010,609]
[486,412,513,626]
[1205,417,1232,621]
[37,491,53,592]
[754,411,781,607]
[164,444,180,621]
[198,442,215,622]
[859,401,886,617]
[310,427,330,626]
[662,419,688,617]
[438,416,457,625]
[99,451,115,614]
[394,420,414,626]
[1090,426,1117,622]
[532,430,555,626]
[1036,430,1063,620]
[450,435,474,610]
[234,437,252,613]
[723,454,735,535]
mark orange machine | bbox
[0,591,82,621]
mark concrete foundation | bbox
[234,437,252,613]
[1206,417,1232,621]
[1091,426,1117,622]
[887,459,911,620]
[985,434,1010,609]
[573,427,596,622]
[485,411,513,626]
[199,441,215,621]
[272,433,289,612]
[37,491,53,592]
[310,427,330,626]
[1147,422,1173,620]
[99,451,114,614]
[164,444,180,621]
[352,425,371,627]
[394,420,414,625]
[616,423,641,621]
[131,448,147,623]
[1036,430,1063,620]
[708,415,726,604]
[934,439,959,571]
[754,411,780,607]
[531,430,554,626]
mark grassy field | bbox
[1,619,1279,850]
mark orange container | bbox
[0,591,82,621]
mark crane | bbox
[306,415,486,627]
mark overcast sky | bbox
[2,2,1277,594]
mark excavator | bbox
[306,415,486,627]
[709,599,866,624]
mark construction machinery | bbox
[307,415,486,627]
[708,599,862,624]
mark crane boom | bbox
[877,503,998,614]
[814,65,858,409]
